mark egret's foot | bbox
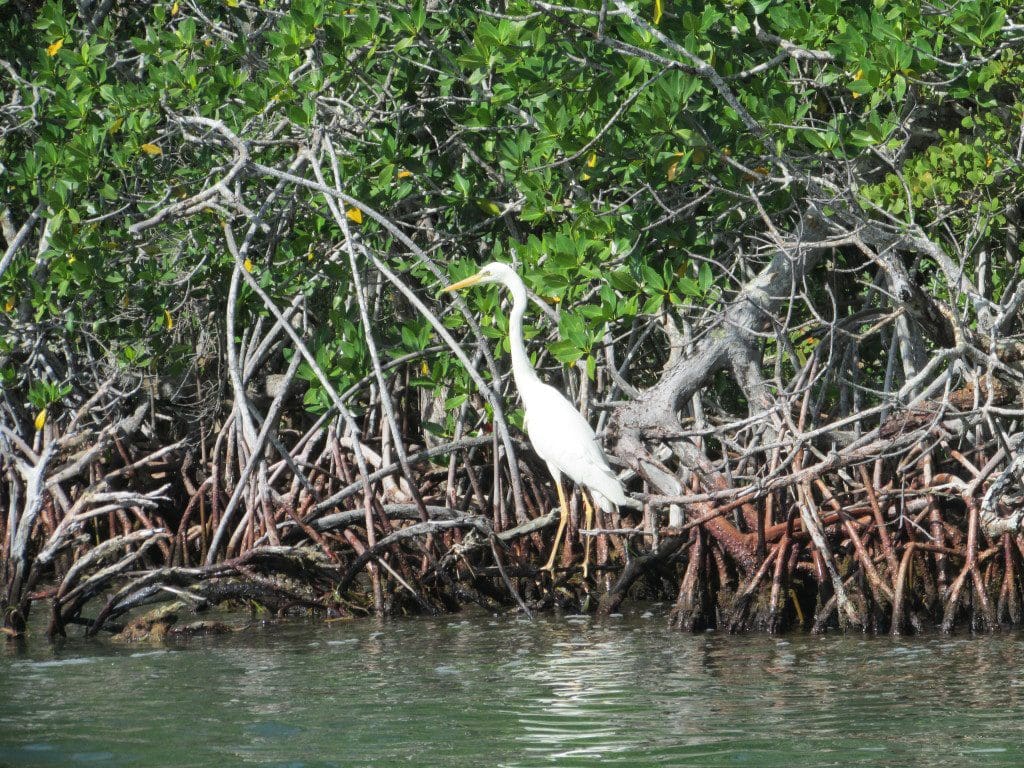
[544,483,571,576]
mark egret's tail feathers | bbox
[592,489,642,513]
[617,495,643,511]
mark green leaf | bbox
[453,173,471,198]
[698,262,713,292]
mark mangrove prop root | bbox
[4,373,1024,638]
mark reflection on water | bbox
[2,609,1024,767]
[518,637,635,762]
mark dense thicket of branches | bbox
[2,0,1023,638]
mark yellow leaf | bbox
[653,0,662,25]
[667,158,680,182]
[243,258,254,272]
[164,310,174,330]
[586,152,597,168]
[4,297,14,312]
[109,117,124,134]
[581,173,591,181]
[140,143,163,156]
[346,207,363,224]
[853,68,863,81]
[171,0,179,15]
[420,361,430,375]
[397,169,413,179]
[47,39,64,57]
[226,0,238,6]
[851,91,861,100]
[35,409,47,431]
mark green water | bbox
[2,608,1023,767]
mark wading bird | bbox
[442,262,638,577]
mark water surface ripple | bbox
[2,610,1023,767]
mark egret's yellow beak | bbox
[441,272,485,293]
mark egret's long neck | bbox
[504,273,541,393]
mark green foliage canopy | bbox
[1,0,1021,423]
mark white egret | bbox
[442,262,638,576]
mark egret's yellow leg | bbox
[582,493,595,579]
[541,479,570,573]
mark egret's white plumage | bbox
[443,262,637,575]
